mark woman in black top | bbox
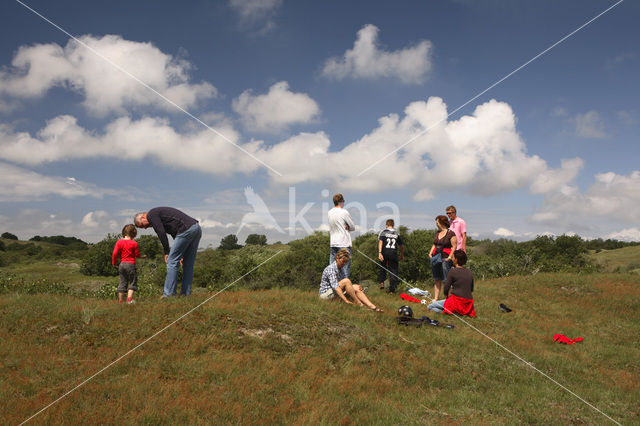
[428,215,457,302]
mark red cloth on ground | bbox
[112,239,140,265]
[443,294,476,317]
[553,334,583,344]
[400,293,422,303]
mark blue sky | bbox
[0,0,638,246]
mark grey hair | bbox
[133,212,145,227]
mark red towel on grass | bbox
[400,293,423,303]
[443,294,476,317]
[553,334,583,344]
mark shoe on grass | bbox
[498,303,512,313]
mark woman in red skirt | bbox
[427,249,475,317]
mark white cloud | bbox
[199,219,237,229]
[573,110,606,139]
[0,161,116,201]
[81,210,118,230]
[232,81,320,132]
[530,158,583,194]
[532,170,640,225]
[0,115,257,175]
[229,0,282,33]
[316,223,330,232]
[0,97,575,202]
[252,98,569,199]
[493,227,515,237]
[0,35,216,115]
[322,24,433,84]
[606,227,640,242]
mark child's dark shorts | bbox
[118,262,138,292]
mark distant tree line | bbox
[2,230,639,292]
[190,230,628,291]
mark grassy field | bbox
[2,260,112,293]
[1,270,639,425]
[590,245,640,274]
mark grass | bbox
[590,245,640,274]
[2,260,113,292]
[1,272,639,424]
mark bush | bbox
[0,240,4,251]
[80,234,119,276]
[6,242,25,251]
[402,229,436,283]
[29,235,88,250]
[351,233,379,283]
[245,234,267,245]
[2,232,18,240]
[219,234,242,250]
[137,234,163,260]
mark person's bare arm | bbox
[378,240,384,261]
[334,287,353,304]
[448,236,457,261]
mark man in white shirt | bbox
[328,193,356,277]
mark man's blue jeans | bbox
[163,223,202,297]
[330,246,351,278]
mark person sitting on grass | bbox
[319,248,383,312]
[427,249,475,317]
[112,224,145,304]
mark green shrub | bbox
[80,234,119,276]
[402,229,436,283]
[29,235,88,249]
[137,234,163,260]
[219,234,242,250]
[245,234,267,245]
[1,232,18,240]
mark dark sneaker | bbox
[498,303,512,313]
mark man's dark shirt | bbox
[147,207,197,255]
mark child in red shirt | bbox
[112,224,144,304]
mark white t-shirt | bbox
[328,206,355,247]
